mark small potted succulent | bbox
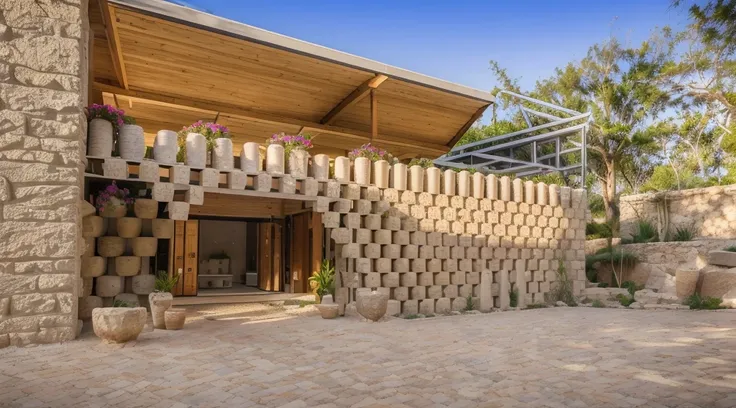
[149,271,179,330]
[95,181,133,218]
[177,121,231,169]
[118,116,145,161]
[87,103,125,158]
[349,143,391,186]
[309,260,338,319]
[267,133,313,179]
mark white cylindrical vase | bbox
[392,163,407,190]
[118,124,145,161]
[312,154,330,181]
[88,119,114,157]
[457,171,470,197]
[443,169,456,196]
[185,133,207,168]
[266,144,285,175]
[287,149,309,179]
[240,142,261,173]
[472,172,485,199]
[212,138,234,171]
[409,165,424,193]
[334,156,350,182]
[373,160,390,188]
[154,130,178,164]
[426,167,441,194]
[354,157,371,185]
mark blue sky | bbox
[177,0,688,108]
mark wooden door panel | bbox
[258,223,273,291]
[172,220,186,296]
[311,212,323,294]
[273,222,282,292]
[290,213,310,293]
[182,220,199,296]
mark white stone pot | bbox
[287,149,309,179]
[426,167,441,194]
[486,174,498,199]
[92,307,147,344]
[443,169,456,196]
[373,160,390,188]
[185,133,207,168]
[149,292,173,330]
[311,154,330,181]
[354,157,371,185]
[392,163,407,190]
[164,308,187,330]
[88,118,114,157]
[240,142,261,173]
[212,138,234,171]
[118,124,145,161]
[457,171,470,197]
[472,172,485,199]
[334,156,350,182]
[154,130,178,164]
[266,144,285,175]
[409,165,424,193]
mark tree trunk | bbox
[600,157,620,234]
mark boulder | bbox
[708,251,736,268]
[92,307,147,343]
[579,287,629,301]
[700,267,736,298]
[356,289,388,322]
[675,269,699,298]
[634,289,680,305]
[722,287,736,308]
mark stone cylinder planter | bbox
[524,180,535,204]
[98,237,125,257]
[486,174,498,199]
[472,172,485,199]
[115,256,140,277]
[92,307,147,344]
[240,142,261,173]
[536,182,548,205]
[116,217,142,238]
[356,290,388,322]
[334,156,350,182]
[79,296,103,320]
[287,149,309,179]
[311,154,330,181]
[82,278,94,297]
[373,160,390,188]
[512,178,523,202]
[266,144,285,175]
[134,199,158,219]
[118,124,145,161]
[131,237,157,257]
[164,308,187,330]
[96,275,123,298]
[425,167,441,194]
[153,130,178,164]
[212,138,234,170]
[500,176,511,201]
[88,118,114,157]
[149,292,174,330]
[81,256,106,278]
[549,184,560,206]
[392,163,407,190]
[100,200,127,218]
[457,171,470,197]
[83,237,95,256]
[443,170,456,196]
[83,215,105,237]
[132,274,155,295]
[354,157,371,185]
[676,269,699,298]
[186,133,207,168]
[409,165,424,193]
[152,219,174,239]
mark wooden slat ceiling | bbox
[89,0,493,159]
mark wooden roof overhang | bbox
[89,0,494,159]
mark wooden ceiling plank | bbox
[100,0,129,89]
[320,74,387,125]
[447,104,491,147]
[371,88,378,141]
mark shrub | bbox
[591,299,606,308]
[670,226,696,242]
[545,259,577,306]
[616,293,634,307]
[404,314,422,320]
[585,247,639,287]
[586,222,612,240]
[684,294,724,310]
[598,282,610,288]
[112,299,132,307]
[408,158,434,168]
[309,260,335,299]
[509,286,519,307]
[621,280,643,296]
[526,303,548,309]
[154,271,179,293]
[464,294,474,311]
[724,246,736,253]
[632,220,658,243]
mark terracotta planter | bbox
[149,292,173,330]
[97,237,125,257]
[287,149,309,179]
[334,156,350,182]
[186,132,207,168]
[96,275,123,298]
[353,157,371,185]
[392,163,407,190]
[212,138,234,170]
[83,215,105,237]
[92,307,147,344]
[240,142,261,173]
[356,290,388,322]
[88,118,113,157]
[152,219,174,239]
[81,256,106,278]
[426,167,441,194]
[131,237,157,257]
[134,199,158,219]
[373,160,390,188]
[472,172,485,199]
[266,144,285,175]
[409,165,424,193]
[164,308,187,330]
[100,201,127,218]
[116,217,142,238]
[676,269,699,298]
[153,130,178,164]
[457,171,470,197]
[443,169,456,196]
[115,256,140,277]
[311,154,330,181]
[119,124,145,161]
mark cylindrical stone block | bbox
[486,174,498,199]
[334,156,350,182]
[83,215,105,237]
[116,217,142,238]
[134,199,158,219]
[426,167,441,194]
[373,160,390,188]
[153,130,178,164]
[676,269,699,298]
[212,138,234,171]
[500,176,511,201]
[98,237,125,257]
[457,171,470,197]
[186,132,207,168]
[131,237,157,257]
[132,274,156,295]
[354,157,371,185]
[311,153,330,181]
[409,165,424,193]
[266,143,285,175]
[240,142,262,173]
[96,276,123,298]
[82,278,94,297]
[512,178,523,202]
[524,181,535,204]
[443,170,456,196]
[78,296,102,320]
[472,172,485,199]
[392,163,407,190]
[83,237,95,256]
[536,182,548,205]
[115,256,140,277]
[549,184,560,206]
[81,256,106,278]
[152,219,174,239]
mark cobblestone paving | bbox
[1,307,735,408]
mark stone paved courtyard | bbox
[1,307,735,408]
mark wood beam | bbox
[447,104,490,147]
[93,82,449,156]
[99,1,129,89]
[320,74,388,125]
[371,89,378,141]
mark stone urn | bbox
[266,143,285,175]
[88,118,114,157]
[92,307,147,344]
[119,124,146,161]
[373,160,390,188]
[287,149,309,179]
[116,217,142,238]
[354,157,371,186]
[392,163,407,190]
[316,294,339,319]
[153,130,178,164]
[212,138,234,170]
[240,142,261,173]
[311,154,330,181]
[676,269,700,298]
[426,167,441,194]
[334,156,350,182]
[356,290,388,322]
[134,198,158,219]
[164,308,187,330]
[149,291,173,329]
[186,133,207,168]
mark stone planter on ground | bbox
[149,292,173,329]
[356,289,388,322]
[92,307,147,344]
[164,308,187,330]
[317,294,339,319]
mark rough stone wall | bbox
[316,177,588,315]
[0,0,88,347]
[620,185,736,240]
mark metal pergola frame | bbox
[435,91,591,181]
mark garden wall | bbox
[0,0,89,347]
[620,185,736,240]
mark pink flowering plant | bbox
[88,104,126,129]
[349,143,391,162]
[177,121,230,162]
[95,181,133,214]
[267,133,313,157]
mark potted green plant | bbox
[310,260,338,319]
[149,271,179,330]
[268,133,313,179]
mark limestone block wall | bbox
[620,185,736,240]
[315,171,588,316]
[0,1,89,347]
